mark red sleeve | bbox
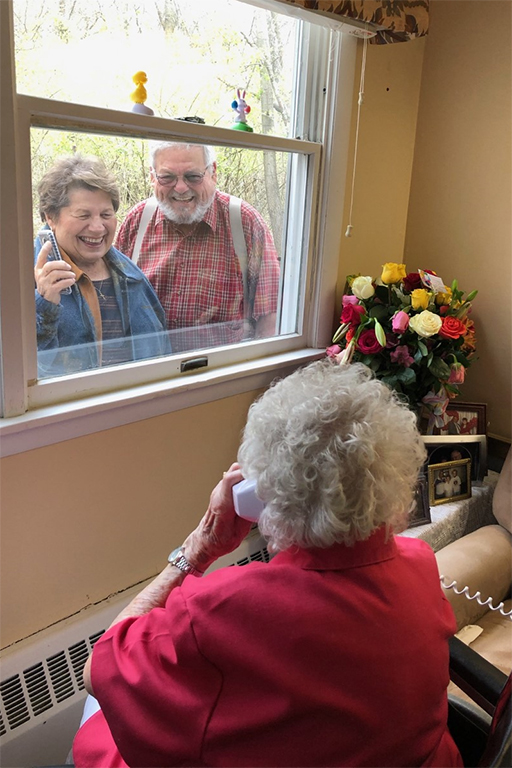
[88,589,222,767]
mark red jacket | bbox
[73,529,462,767]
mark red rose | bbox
[403,272,422,292]
[439,316,466,339]
[357,329,382,355]
[340,304,365,326]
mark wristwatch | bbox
[168,546,204,577]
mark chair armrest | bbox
[449,636,508,715]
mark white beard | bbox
[158,191,215,225]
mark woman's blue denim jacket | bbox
[35,237,171,376]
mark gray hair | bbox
[38,154,120,222]
[147,141,216,169]
[238,360,426,551]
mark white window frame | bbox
[0,0,357,456]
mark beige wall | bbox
[0,390,261,647]
[404,0,511,440]
[336,36,426,310]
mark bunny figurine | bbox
[231,88,253,132]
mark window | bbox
[0,0,356,442]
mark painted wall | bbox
[336,36,426,310]
[404,0,511,440]
[0,390,261,648]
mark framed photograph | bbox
[408,469,431,527]
[423,435,487,482]
[433,402,487,436]
[428,459,472,506]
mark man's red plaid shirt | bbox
[116,191,280,352]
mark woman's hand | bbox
[35,241,76,304]
[182,463,253,573]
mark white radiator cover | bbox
[0,530,270,767]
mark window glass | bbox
[14,0,297,138]
[32,129,310,378]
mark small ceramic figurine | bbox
[231,88,253,132]
[131,71,154,116]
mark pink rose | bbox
[390,345,414,367]
[342,294,359,307]
[357,329,382,355]
[326,344,341,358]
[447,363,465,384]
[340,303,365,326]
[392,310,410,334]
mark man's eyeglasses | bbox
[154,167,210,188]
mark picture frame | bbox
[433,402,487,436]
[408,468,431,527]
[422,435,487,482]
[428,459,472,506]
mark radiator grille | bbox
[0,542,270,738]
[0,630,105,734]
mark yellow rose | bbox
[381,262,407,284]
[411,288,430,310]
[435,287,452,306]
[409,310,442,338]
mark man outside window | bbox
[116,142,280,353]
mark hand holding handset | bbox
[232,478,265,522]
[37,229,72,294]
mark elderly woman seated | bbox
[72,361,462,767]
[34,153,169,375]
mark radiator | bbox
[0,530,270,767]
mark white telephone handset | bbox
[232,479,265,522]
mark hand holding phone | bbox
[35,229,75,303]
[232,478,265,522]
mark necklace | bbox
[93,279,107,301]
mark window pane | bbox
[32,130,310,379]
[14,0,297,138]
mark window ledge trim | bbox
[0,348,325,457]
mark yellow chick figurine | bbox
[130,71,154,116]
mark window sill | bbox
[0,348,325,457]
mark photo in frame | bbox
[408,468,431,527]
[433,402,487,436]
[423,435,487,482]
[428,459,472,506]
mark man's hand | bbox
[35,242,75,304]
[183,463,253,572]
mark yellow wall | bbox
[405,0,511,440]
[0,390,261,647]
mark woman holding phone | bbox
[34,153,169,375]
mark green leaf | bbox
[381,375,399,388]
[428,356,451,379]
[417,340,428,356]
[397,368,416,386]
[369,304,389,322]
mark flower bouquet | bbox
[327,263,477,431]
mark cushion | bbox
[435,525,512,630]
[492,447,511,533]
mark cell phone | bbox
[36,228,72,294]
[232,478,265,522]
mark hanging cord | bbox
[345,33,368,238]
[439,575,512,621]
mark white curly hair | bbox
[147,141,216,170]
[238,360,426,551]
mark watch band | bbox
[168,547,204,577]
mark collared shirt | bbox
[115,191,280,352]
[73,530,461,768]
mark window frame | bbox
[0,0,357,455]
